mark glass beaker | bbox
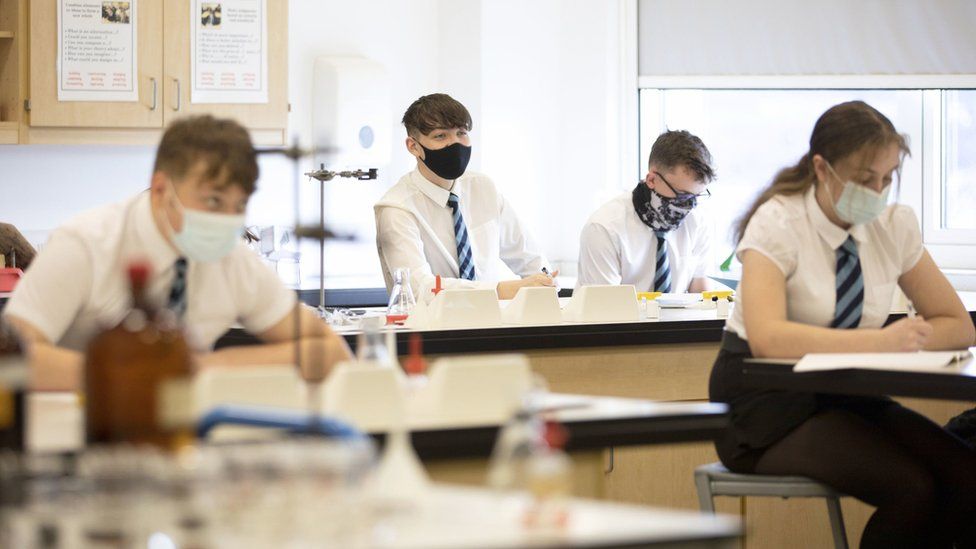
[386,268,416,325]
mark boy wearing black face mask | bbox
[374,93,554,302]
[577,130,717,293]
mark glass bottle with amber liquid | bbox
[84,262,195,450]
[0,318,28,452]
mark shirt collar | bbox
[131,190,180,272]
[804,185,868,249]
[409,169,457,207]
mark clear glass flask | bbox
[386,268,416,325]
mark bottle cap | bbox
[544,421,569,450]
[405,333,427,375]
[127,261,152,288]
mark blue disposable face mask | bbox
[826,162,891,225]
[168,188,246,262]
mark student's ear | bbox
[150,172,168,199]
[644,171,656,190]
[405,135,424,161]
[811,154,829,185]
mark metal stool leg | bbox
[694,469,716,513]
[825,496,849,549]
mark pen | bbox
[951,350,973,365]
[907,300,916,319]
[541,267,550,275]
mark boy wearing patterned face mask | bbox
[5,115,352,391]
[577,130,717,293]
[375,93,555,302]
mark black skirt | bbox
[709,331,894,472]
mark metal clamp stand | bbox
[304,165,378,317]
[254,145,377,417]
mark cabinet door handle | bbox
[172,79,182,111]
[149,78,157,111]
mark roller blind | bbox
[638,0,976,76]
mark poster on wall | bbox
[57,0,139,102]
[190,0,268,104]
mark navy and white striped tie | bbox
[653,232,672,293]
[167,257,188,319]
[447,193,476,280]
[830,236,863,329]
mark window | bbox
[943,90,976,231]
[638,89,924,269]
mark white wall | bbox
[479,0,627,272]
[0,145,155,242]
[0,0,629,285]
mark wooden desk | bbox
[738,353,976,548]
[402,395,728,461]
[357,485,741,549]
[27,392,728,503]
[741,354,976,401]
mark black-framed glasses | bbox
[652,171,711,200]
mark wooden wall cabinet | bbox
[0,0,27,144]
[2,0,287,145]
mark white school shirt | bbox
[576,192,713,292]
[374,169,549,302]
[5,191,296,352]
[725,186,924,340]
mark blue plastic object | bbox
[196,405,364,440]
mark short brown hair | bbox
[153,115,258,194]
[648,130,716,184]
[402,93,473,137]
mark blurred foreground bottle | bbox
[524,421,572,529]
[0,319,27,452]
[84,262,194,450]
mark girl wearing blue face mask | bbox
[710,101,976,548]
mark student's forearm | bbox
[688,277,711,293]
[29,343,84,392]
[748,320,888,358]
[197,335,353,381]
[922,316,976,351]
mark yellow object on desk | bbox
[636,291,662,301]
[702,290,734,301]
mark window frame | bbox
[636,75,976,271]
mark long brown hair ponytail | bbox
[734,101,910,243]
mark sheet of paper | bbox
[794,352,971,373]
[57,0,138,102]
[190,0,268,104]
[655,293,702,309]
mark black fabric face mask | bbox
[419,142,472,181]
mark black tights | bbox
[754,404,976,549]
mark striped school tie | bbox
[167,257,188,319]
[830,236,863,329]
[653,232,672,293]
[447,193,476,280]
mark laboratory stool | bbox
[694,462,849,549]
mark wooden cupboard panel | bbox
[22,125,284,145]
[526,343,720,402]
[28,0,163,128]
[0,121,16,143]
[0,0,27,135]
[162,0,287,131]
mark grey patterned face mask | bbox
[632,181,696,233]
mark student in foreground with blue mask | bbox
[375,93,555,302]
[577,130,716,293]
[5,115,352,391]
[711,101,976,548]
